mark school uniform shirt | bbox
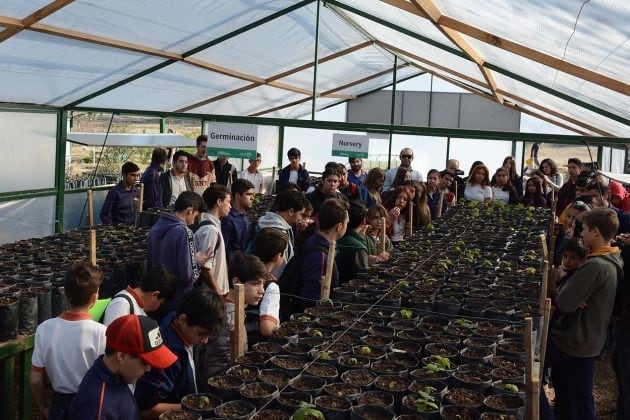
[100,181,138,225]
[259,282,280,330]
[68,355,140,420]
[32,312,106,393]
[464,184,492,202]
[221,207,250,263]
[134,312,196,410]
[239,170,264,193]
[102,287,147,327]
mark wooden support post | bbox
[270,166,277,195]
[406,201,413,237]
[89,229,97,267]
[524,317,539,420]
[540,260,549,316]
[230,283,245,363]
[548,233,556,281]
[380,216,387,254]
[87,189,94,228]
[135,183,144,226]
[538,298,552,382]
[539,234,548,262]
[320,241,335,302]
[437,188,445,217]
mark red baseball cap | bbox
[106,314,177,369]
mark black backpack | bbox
[98,293,134,324]
[191,219,222,256]
[278,242,329,322]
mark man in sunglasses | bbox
[383,148,423,191]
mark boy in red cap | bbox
[68,314,177,419]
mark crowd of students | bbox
[32,140,630,419]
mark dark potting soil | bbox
[461,347,492,358]
[481,413,518,420]
[240,382,276,397]
[271,355,304,370]
[159,411,200,420]
[283,342,311,354]
[208,376,242,388]
[342,369,375,387]
[291,376,324,391]
[258,370,290,387]
[454,371,490,384]
[357,391,393,407]
[485,394,524,410]
[440,405,479,420]
[324,382,361,398]
[276,394,308,409]
[181,394,220,410]
[338,355,369,368]
[305,362,338,378]
[491,357,525,370]
[316,395,351,410]
[227,365,258,382]
[252,409,289,420]
[215,402,252,417]
[253,342,282,353]
[236,352,269,365]
[444,388,484,406]
[491,367,524,381]
[375,376,408,391]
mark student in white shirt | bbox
[194,184,232,295]
[103,264,176,326]
[239,152,265,194]
[464,163,492,203]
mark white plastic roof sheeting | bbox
[66,133,196,147]
[0,0,627,137]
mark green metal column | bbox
[445,136,451,167]
[597,145,603,170]
[0,355,15,420]
[160,118,167,133]
[277,126,285,169]
[511,140,517,159]
[520,141,526,174]
[387,56,398,170]
[428,74,433,127]
[311,0,321,120]
[55,111,68,233]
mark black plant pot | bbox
[238,381,279,410]
[314,395,352,420]
[32,287,51,325]
[212,400,256,420]
[273,390,312,415]
[0,296,19,341]
[51,285,68,317]
[355,390,395,411]
[351,404,395,420]
[340,369,376,390]
[18,291,38,334]
[207,375,244,401]
[180,393,222,418]
[226,365,259,383]
[287,375,326,396]
[158,410,201,420]
[483,394,526,419]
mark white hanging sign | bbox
[331,133,369,159]
[204,122,258,159]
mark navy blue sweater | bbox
[221,207,250,263]
[68,356,139,420]
[140,163,164,210]
[299,233,339,309]
[279,164,311,192]
[135,312,196,410]
[100,181,138,225]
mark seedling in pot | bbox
[360,346,372,356]
[399,309,413,319]
[413,391,439,413]
[452,318,474,327]
[293,402,324,420]
[504,383,519,394]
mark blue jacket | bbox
[140,163,164,209]
[68,355,139,420]
[300,232,339,309]
[348,170,367,187]
[100,181,138,225]
[221,207,250,263]
[279,164,311,192]
[147,212,199,310]
[135,312,196,410]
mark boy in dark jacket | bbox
[278,147,311,192]
[541,208,622,420]
[135,289,225,418]
[147,191,205,313]
[68,314,177,420]
[140,147,167,209]
[300,198,349,309]
[100,161,140,225]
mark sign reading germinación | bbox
[204,122,258,159]
[332,133,369,159]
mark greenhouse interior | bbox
[0,1,628,419]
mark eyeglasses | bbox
[401,154,413,159]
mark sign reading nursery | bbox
[332,133,369,159]
[204,122,258,159]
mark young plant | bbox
[360,346,372,356]
[413,391,439,413]
[293,402,324,420]
[399,309,413,319]
[504,383,520,393]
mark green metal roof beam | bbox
[64,0,315,109]
[0,188,57,203]
[68,105,629,145]
[327,0,630,128]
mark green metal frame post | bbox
[445,136,451,166]
[55,111,68,233]
[511,140,517,159]
[388,56,398,170]
[597,146,603,170]
[278,126,285,169]
[160,118,167,133]
[311,0,321,120]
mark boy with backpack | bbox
[221,178,255,263]
[102,264,176,325]
[194,184,232,295]
[541,208,622,420]
[31,262,106,420]
[279,198,348,317]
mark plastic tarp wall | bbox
[450,139,513,176]
[390,135,448,176]
[0,111,57,193]
[602,146,626,174]
[0,197,55,244]
[64,189,108,231]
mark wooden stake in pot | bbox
[230,283,245,363]
[540,260,549,315]
[87,189,94,228]
[539,234,548,261]
[89,229,97,267]
[380,216,387,254]
[437,188,445,217]
[135,183,144,226]
[538,298,552,383]
[227,171,233,192]
[320,240,336,302]
[524,317,539,420]
[406,201,413,237]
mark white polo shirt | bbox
[260,282,280,326]
[239,170,264,194]
[32,312,106,393]
[103,287,147,326]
